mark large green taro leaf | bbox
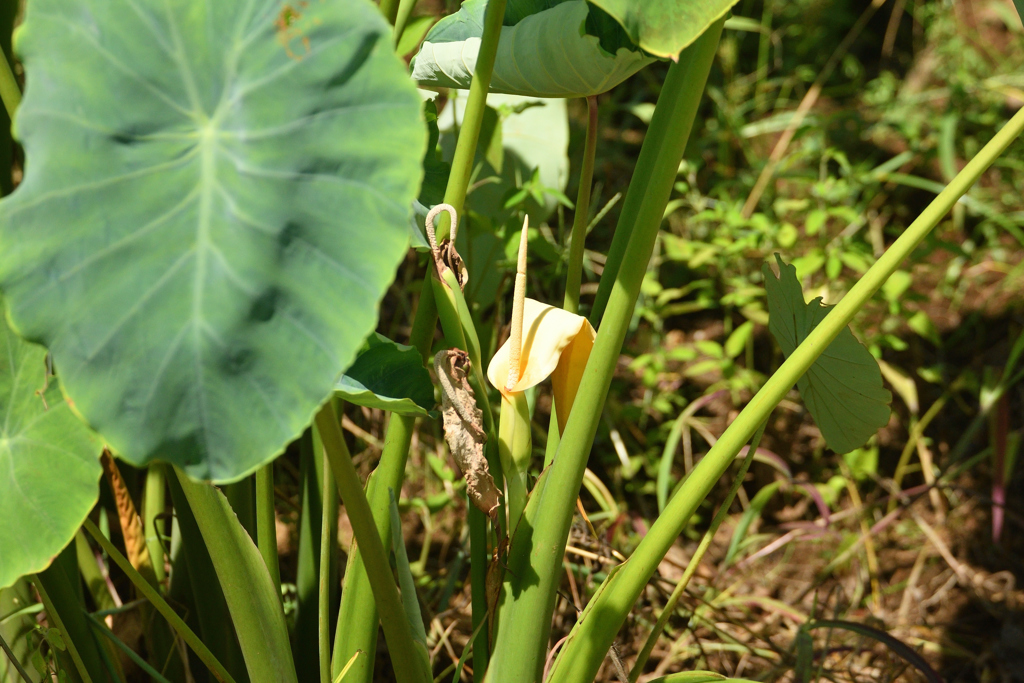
[0,0,426,481]
[0,297,102,591]
[589,0,741,59]
[763,254,891,454]
[411,0,655,98]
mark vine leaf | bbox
[763,254,892,454]
[0,0,426,481]
[0,296,101,591]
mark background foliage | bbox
[3,0,1024,681]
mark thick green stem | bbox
[166,475,248,681]
[83,519,236,683]
[256,464,281,597]
[484,23,725,683]
[467,503,489,683]
[393,0,419,48]
[315,404,432,683]
[548,90,1024,683]
[143,465,167,587]
[627,422,766,681]
[499,392,531,534]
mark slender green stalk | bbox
[297,428,336,683]
[332,0,507,676]
[143,465,167,587]
[30,570,96,683]
[484,24,725,683]
[379,0,400,25]
[547,92,1024,683]
[256,463,281,596]
[318,441,335,683]
[439,0,508,235]
[628,423,766,681]
[542,403,560,470]
[393,0,419,49]
[83,519,237,683]
[0,46,18,120]
[88,624,127,683]
[545,94,600,466]
[431,246,507,683]
[84,612,172,683]
[564,95,599,316]
[315,404,432,683]
[0,627,32,683]
[75,532,116,612]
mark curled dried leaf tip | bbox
[425,203,468,289]
[434,349,501,519]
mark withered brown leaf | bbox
[434,349,500,519]
[100,450,157,584]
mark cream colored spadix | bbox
[487,298,596,434]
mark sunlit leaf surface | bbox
[0,297,101,590]
[0,0,426,481]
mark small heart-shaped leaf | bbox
[763,254,891,454]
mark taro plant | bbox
[1,0,1023,682]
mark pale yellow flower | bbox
[487,298,596,434]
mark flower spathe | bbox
[486,298,596,434]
